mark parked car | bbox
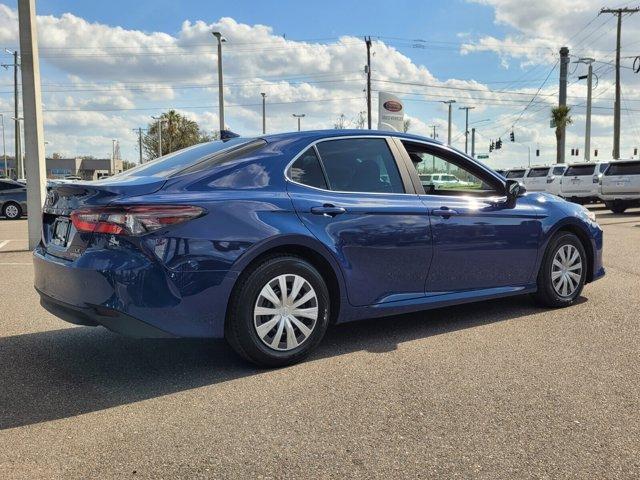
[0,178,27,219]
[545,164,567,197]
[599,160,640,213]
[34,130,605,367]
[560,162,607,204]
[419,173,474,190]
[523,166,551,192]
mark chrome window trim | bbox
[283,135,415,196]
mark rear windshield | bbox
[111,137,261,179]
[605,161,640,175]
[506,169,525,178]
[527,167,550,177]
[552,166,566,175]
[565,165,595,176]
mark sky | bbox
[0,0,639,169]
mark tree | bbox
[143,110,211,160]
[122,160,136,171]
[354,111,366,129]
[551,106,572,163]
[334,114,347,129]
[403,118,412,133]
[51,152,63,159]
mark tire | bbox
[533,232,587,308]
[609,201,627,214]
[2,202,22,220]
[225,255,330,367]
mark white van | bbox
[599,160,640,213]
[560,162,607,203]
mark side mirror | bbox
[505,179,526,207]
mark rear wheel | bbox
[606,200,627,214]
[2,202,22,220]
[533,232,587,308]
[225,255,330,367]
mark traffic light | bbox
[510,131,515,142]
[635,147,638,156]
[594,149,598,157]
[571,148,575,156]
[489,141,494,152]
[496,138,502,150]
[536,149,540,157]
[576,148,579,156]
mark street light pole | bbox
[261,92,266,134]
[212,32,226,133]
[0,114,6,177]
[293,113,305,131]
[576,58,595,161]
[12,117,24,179]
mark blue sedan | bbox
[34,130,604,366]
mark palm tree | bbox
[551,106,572,163]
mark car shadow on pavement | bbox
[0,295,556,430]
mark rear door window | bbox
[288,148,328,189]
[565,165,596,176]
[599,163,609,173]
[552,166,566,175]
[527,167,550,177]
[315,138,404,193]
[605,162,640,175]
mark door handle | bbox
[432,207,459,218]
[311,204,346,217]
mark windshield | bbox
[111,137,256,179]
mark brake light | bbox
[71,205,205,236]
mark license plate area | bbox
[51,218,71,247]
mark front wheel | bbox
[225,255,330,367]
[2,202,22,220]
[533,232,587,308]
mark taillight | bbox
[70,205,205,236]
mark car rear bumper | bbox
[33,245,237,338]
[598,193,640,201]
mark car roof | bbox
[259,129,443,145]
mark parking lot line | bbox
[0,240,10,250]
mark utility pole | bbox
[365,36,372,129]
[443,100,456,146]
[212,31,226,132]
[151,116,165,157]
[429,125,438,140]
[471,127,476,158]
[3,50,21,179]
[577,58,595,161]
[292,113,305,131]
[0,114,6,176]
[18,0,46,250]
[558,46,569,164]
[599,7,639,159]
[137,127,143,163]
[261,92,266,134]
[459,106,475,154]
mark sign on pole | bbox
[377,92,404,131]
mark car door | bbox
[562,164,597,197]
[395,139,543,294]
[286,136,433,307]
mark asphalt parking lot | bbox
[0,206,638,479]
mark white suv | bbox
[560,162,608,204]
[599,160,640,213]
[504,168,528,183]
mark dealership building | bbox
[0,156,123,180]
